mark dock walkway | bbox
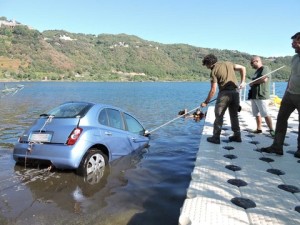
[179,101,300,225]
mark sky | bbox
[1,0,299,57]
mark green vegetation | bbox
[0,18,292,82]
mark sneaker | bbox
[269,130,275,137]
[252,129,262,134]
[207,136,220,144]
[228,135,242,142]
[294,150,300,158]
[260,146,283,155]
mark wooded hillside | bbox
[0,17,291,82]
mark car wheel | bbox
[77,149,108,179]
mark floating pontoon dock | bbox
[179,101,300,225]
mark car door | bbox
[123,113,149,150]
[98,108,132,160]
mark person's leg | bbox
[228,91,241,142]
[261,92,295,154]
[228,91,240,134]
[256,99,272,133]
[264,116,274,131]
[290,93,300,157]
[251,99,262,132]
[295,113,300,157]
[256,116,262,131]
[272,93,295,148]
[207,92,229,144]
[213,92,229,137]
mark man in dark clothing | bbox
[261,32,300,157]
[201,54,246,144]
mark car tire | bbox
[77,149,108,178]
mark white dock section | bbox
[179,101,300,225]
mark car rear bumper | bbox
[13,142,86,169]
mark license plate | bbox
[29,132,52,142]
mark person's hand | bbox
[239,81,246,89]
[201,102,207,108]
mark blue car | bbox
[13,101,150,177]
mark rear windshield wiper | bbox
[39,113,54,118]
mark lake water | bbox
[0,81,287,225]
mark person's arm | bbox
[201,82,217,107]
[250,67,269,86]
[249,76,268,87]
[234,64,246,89]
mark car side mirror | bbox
[144,130,150,137]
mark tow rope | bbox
[147,99,216,134]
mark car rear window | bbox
[45,102,93,118]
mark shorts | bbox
[251,99,270,117]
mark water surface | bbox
[0,81,287,225]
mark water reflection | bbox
[12,148,147,217]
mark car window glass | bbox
[46,102,93,118]
[107,109,124,130]
[124,113,144,135]
[98,109,109,126]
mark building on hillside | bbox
[0,19,19,28]
[0,19,33,29]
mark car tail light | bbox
[66,128,82,145]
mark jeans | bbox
[213,90,240,137]
[272,91,300,150]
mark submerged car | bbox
[13,101,150,176]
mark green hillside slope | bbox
[0,20,291,82]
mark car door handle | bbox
[105,131,112,136]
[131,137,137,142]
